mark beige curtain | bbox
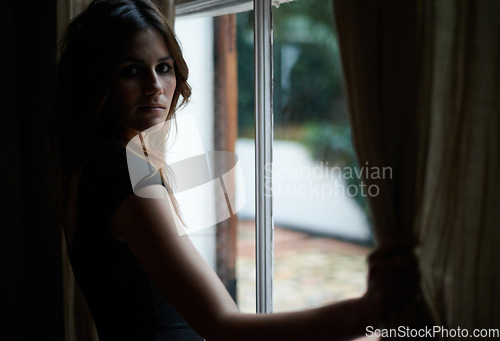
[417,0,500,332]
[333,0,500,337]
[332,0,424,239]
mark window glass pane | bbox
[176,0,373,316]
[174,16,218,268]
[176,11,257,313]
[271,0,373,311]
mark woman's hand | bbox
[361,236,420,327]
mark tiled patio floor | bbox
[236,220,377,340]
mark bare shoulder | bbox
[110,184,193,256]
[112,184,176,235]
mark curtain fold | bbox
[58,2,99,339]
[333,0,500,337]
[332,0,424,240]
[417,0,500,332]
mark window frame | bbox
[176,0,252,18]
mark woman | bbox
[54,0,419,340]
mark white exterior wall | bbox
[174,17,216,269]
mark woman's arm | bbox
[111,184,418,340]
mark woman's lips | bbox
[137,105,166,111]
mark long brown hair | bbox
[53,0,191,236]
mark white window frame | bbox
[176,0,275,313]
[176,0,253,18]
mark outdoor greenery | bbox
[236,0,370,219]
[236,0,345,132]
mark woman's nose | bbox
[143,71,163,96]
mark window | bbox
[175,0,372,315]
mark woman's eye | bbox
[157,63,173,74]
[118,65,140,78]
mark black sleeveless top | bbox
[69,144,203,341]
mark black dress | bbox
[69,143,203,341]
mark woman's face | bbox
[109,28,176,132]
